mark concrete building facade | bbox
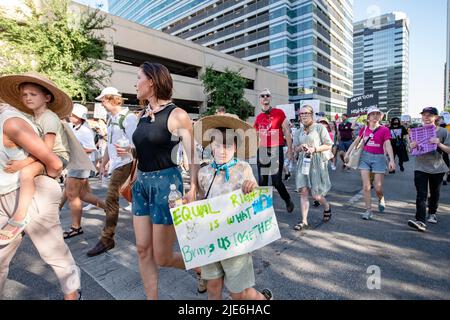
[1,0,289,120]
[105,12,288,119]
[108,0,353,117]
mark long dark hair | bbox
[390,117,400,127]
[139,62,173,106]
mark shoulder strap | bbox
[362,126,382,147]
[118,110,134,132]
[204,170,218,199]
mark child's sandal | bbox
[0,214,31,246]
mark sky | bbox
[75,1,448,116]
[73,0,109,11]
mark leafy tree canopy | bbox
[0,0,112,102]
[200,66,254,120]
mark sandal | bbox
[293,222,309,231]
[261,288,274,300]
[63,226,83,239]
[0,213,31,246]
[196,272,207,294]
[323,206,332,223]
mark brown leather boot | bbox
[87,239,115,257]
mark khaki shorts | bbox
[201,253,255,294]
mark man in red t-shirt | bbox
[254,88,294,213]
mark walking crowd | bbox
[0,63,449,300]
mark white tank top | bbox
[0,109,37,194]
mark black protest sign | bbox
[346,92,379,116]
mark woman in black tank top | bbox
[120,62,199,299]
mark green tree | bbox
[0,0,112,102]
[200,66,254,120]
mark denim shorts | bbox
[338,140,353,152]
[358,151,386,174]
[58,156,69,170]
[67,169,91,179]
[132,166,183,225]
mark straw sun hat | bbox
[0,72,73,119]
[193,114,258,160]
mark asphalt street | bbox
[3,159,450,300]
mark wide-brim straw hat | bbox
[317,117,329,124]
[193,114,258,160]
[0,72,73,119]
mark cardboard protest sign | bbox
[401,115,411,123]
[410,125,437,156]
[300,100,320,119]
[276,104,296,120]
[94,103,107,121]
[346,92,379,117]
[170,187,281,270]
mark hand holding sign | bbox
[409,125,437,156]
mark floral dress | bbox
[294,123,333,196]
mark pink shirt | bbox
[359,125,391,154]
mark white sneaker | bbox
[83,204,96,211]
[362,210,373,220]
[408,220,427,232]
[427,214,438,224]
[123,204,132,212]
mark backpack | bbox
[107,110,134,143]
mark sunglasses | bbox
[299,112,312,116]
[260,94,271,98]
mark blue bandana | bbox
[211,158,238,182]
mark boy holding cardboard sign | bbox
[193,115,273,300]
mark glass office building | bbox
[353,12,409,119]
[109,0,353,115]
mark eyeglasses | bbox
[299,112,312,116]
[260,94,271,98]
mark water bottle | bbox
[168,184,183,209]
[116,136,130,147]
[116,137,130,158]
[301,153,312,175]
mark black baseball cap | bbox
[420,107,439,115]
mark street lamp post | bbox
[385,108,401,122]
